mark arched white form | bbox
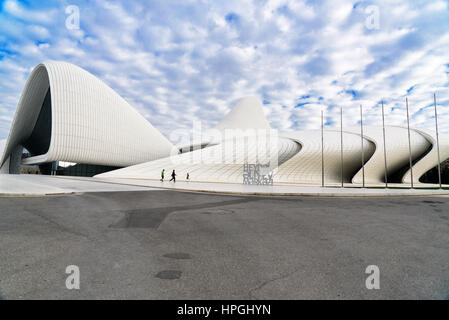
[0,61,174,172]
[0,64,50,172]
[98,128,377,185]
[402,129,449,184]
[349,126,430,184]
[2,63,449,186]
[94,90,449,186]
[97,134,301,183]
[178,96,272,153]
[275,130,375,184]
[215,96,271,131]
[98,96,300,182]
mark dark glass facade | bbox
[55,163,121,177]
[23,89,52,157]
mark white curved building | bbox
[97,96,449,186]
[402,128,449,184]
[0,61,174,175]
[348,126,431,184]
[1,61,448,185]
[275,130,375,184]
[215,96,271,131]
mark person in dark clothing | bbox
[169,169,176,182]
[186,172,190,181]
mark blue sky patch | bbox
[0,0,449,145]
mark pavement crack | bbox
[24,209,89,238]
[248,267,301,300]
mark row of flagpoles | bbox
[320,94,443,189]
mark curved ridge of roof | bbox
[215,96,271,131]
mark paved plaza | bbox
[1,187,448,299]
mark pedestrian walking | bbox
[169,169,176,182]
[160,169,165,181]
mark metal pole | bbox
[340,107,344,188]
[406,97,414,188]
[434,93,442,189]
[381,101,388,188]
[321,110,324,188]
[360,105,365,188]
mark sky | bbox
[1,0,449,153]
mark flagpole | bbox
[381,101,388,188]
[360,105,365,188]
[340,107,344,188]
[406,97,414,188]
[321,110,324,188]
[434,93,442,189]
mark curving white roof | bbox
[2,62,449,186]
[215,96,271,131]
[97,134,301,183]
[349,126,430,184]
[402,129,449,184]
[276,130,375,184]
[0,61,174,170]
[96,96,449,186]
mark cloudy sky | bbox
[1,0,449,152]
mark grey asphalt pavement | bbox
[0,190,448,299]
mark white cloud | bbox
[0,0,448,144]
[3,0,57,24]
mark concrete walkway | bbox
[0,174,154,196]
[1,174,448,197]
[93,177,449,197]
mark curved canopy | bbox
[1,61,174,172]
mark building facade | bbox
[0,61,174,175]
[2,62,449,185]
